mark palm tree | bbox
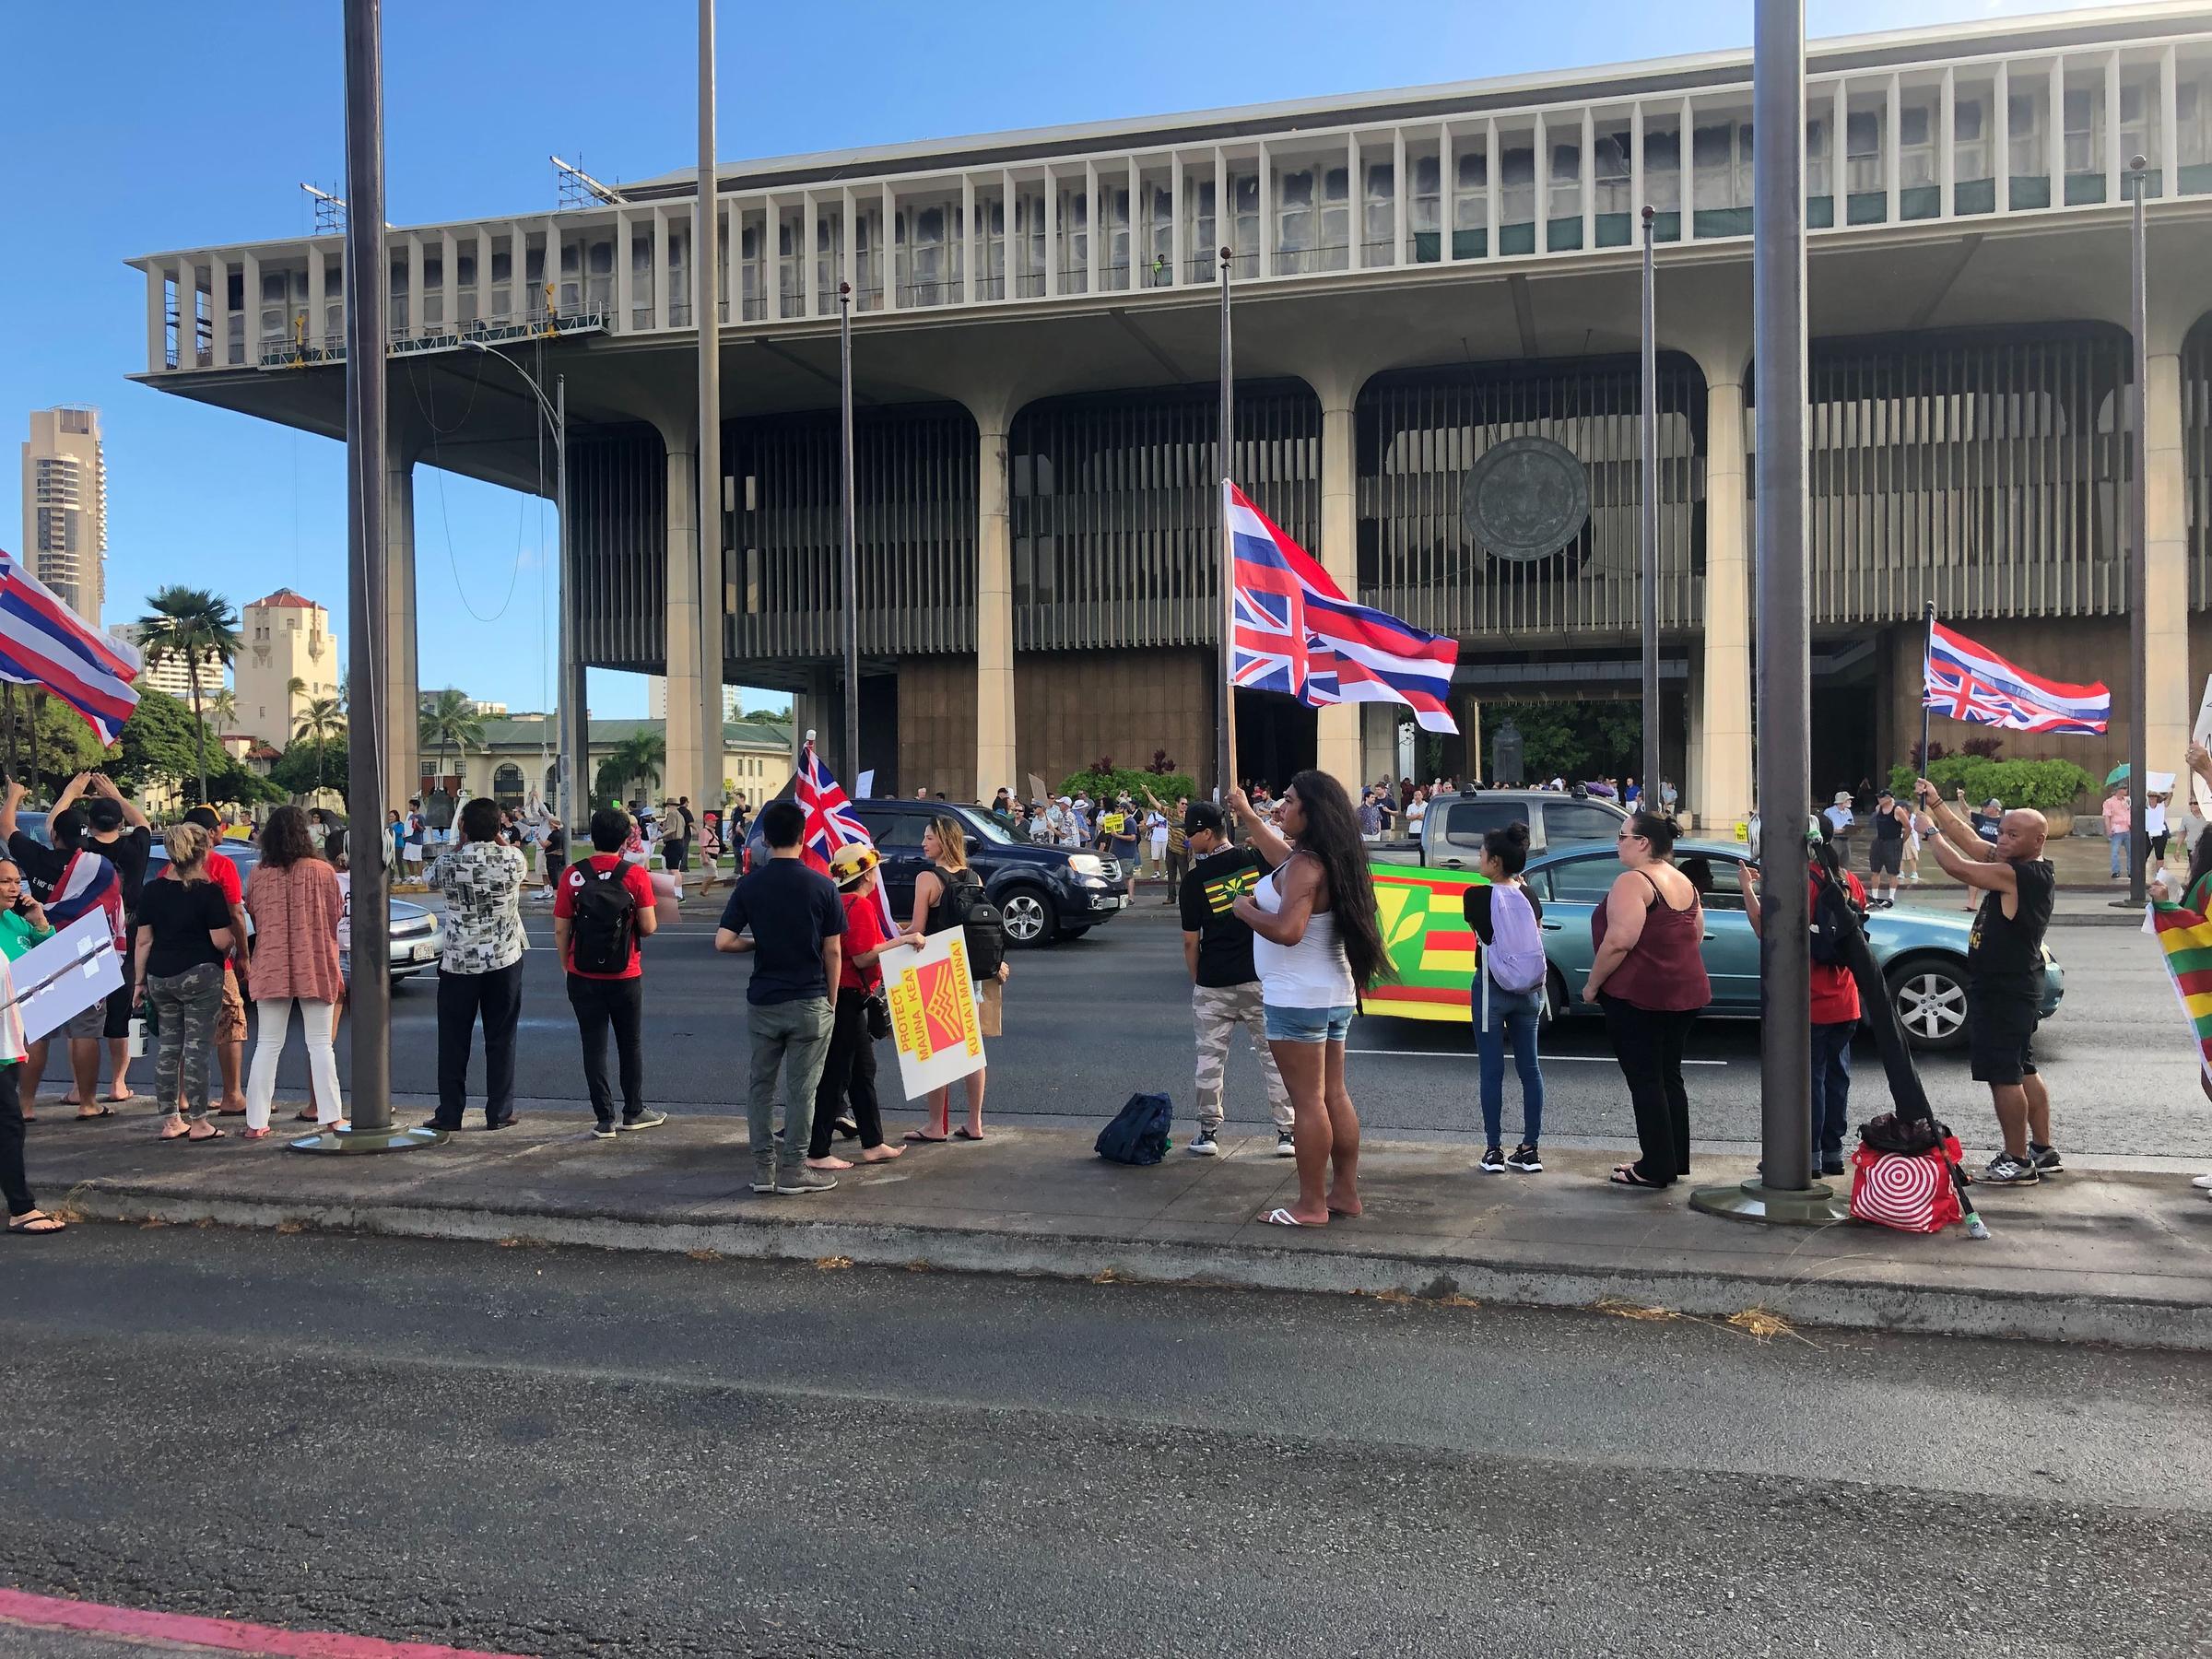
[602,728,665,803]
[136,586,241,806]
[293,695,347,794]
[418,689,486,793]
[204,688,239,734]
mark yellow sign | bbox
[1100,811,1127,836]
[882,930,986,1098]
[1734,820,1750,843]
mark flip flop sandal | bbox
[293,1109,321,1122]
[6,1212,65,1236]
[241,1128,275,1141]
[952,1128,986,1142]
[67,1107,115,1122]
[901,1130,950,1144]
[1259,1207,1307,1227]
[1607,1167,1665,1189]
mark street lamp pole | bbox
[1639,203,1661,803]
[839,281,861,787]
[2127,156,2150,910]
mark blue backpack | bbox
[1095,1092,1173,1165]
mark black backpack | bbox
[568,859,640,975]
[1095,1092,1173,1165]
[1809,871,1865,968]
[935,866,1007,979]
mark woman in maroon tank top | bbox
[1582,811,1712,1188]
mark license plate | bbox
[410,942,437,961]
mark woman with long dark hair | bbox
[902,816,1007,1144]
[1583,809,1711,1189]
[1230,771,1390,1227]
[243,805,347,1139]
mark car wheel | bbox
[1887,955,1970,1052]
[999,887,1055,948]
[1538,966,1571,1030]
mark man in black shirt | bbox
[1865,789,1908,909]
[1914,779,2058,1185]
[1177,802,1293,1159]
[715,798,843,1195]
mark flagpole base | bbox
[1688,1178,1852,1226]
[289,1123,448,1154]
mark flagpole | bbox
[1638,204,1661,806]
[838,280,861,791]
[1217,243,1237,804]
[1919,599,1935,781]
[2127,155,2150,910]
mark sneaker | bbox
[1506,1145,1545,1172]
[775,1166,838,1194]
[1819,1155,1846,1177]
[1477,1145,1506,1174]
[749,1168,778,1194]
[1188,1130,1221,1158]
[1274,1130,1297,1159]
[1982,1152,2041,1185]
[2191,1171,2212,1191]
[590,1122,619,1141]
[619,1110,668,1133]
[2028,1142,2063,1177]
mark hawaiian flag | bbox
[2151,878,2212,1087]
[1225,484,1458,733]
[1923,619,2108,736]
[794,738,897,935]
[44,848,124,949]
[0,547,139,745]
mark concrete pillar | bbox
[2146,349,2192,773]
[383,456,420,810]
[975,419,1017,806]
[661,427,707,811]
[1316,399,1362,795]
[1699,373,1753,831]
[1685,651,1706,826]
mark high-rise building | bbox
[20,406,107,624]
[647,676,738,722]
[110,621,225,705]
[236,589,337,747]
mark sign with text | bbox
[13,912,124,1043]
[880,929,985,1099]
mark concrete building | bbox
[20,406,106,624]
[646,677,742,723]
[235,588,337,748]
[126,6,2212,825]
[110,621,225,702]
[437,715,794,808]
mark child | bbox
[1463,821,1546,1174]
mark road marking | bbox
[1347,1047,1731,1065]
[0,1588,533,1657]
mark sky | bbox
[1,0,2125,722]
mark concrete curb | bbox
[59,1182,2212,1353]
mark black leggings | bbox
[0,1064,29,1218]
[1601,994,1697,1185]
[810,987,886,1158]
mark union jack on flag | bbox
[1230,585,1306,694]
[1923,618,2109,736]
[794,738,898,934]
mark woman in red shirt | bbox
[1744,830,1866,1179]
[806,845,920,1170]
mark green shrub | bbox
[1886,756,2098,813]
[1057,765,1200,806]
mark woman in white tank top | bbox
[1227,773,1390,1229]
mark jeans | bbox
[1600,994,1696,1184]
[2111,831,2128,877]
[1810,1019,1854,1166]
[432,959,524,1128]
[0,1064,29,1218]
[810,987,886,1158]
[245,997,344,1132]
[1192,981,1293,1133]
[567,973,645,1127]
[1262,1002,1357,1043]
[747,997,834,1174]
[148,961,225,1124]
[1476,991,1545,1149]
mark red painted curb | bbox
[0,1588,536,1658]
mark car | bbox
[1368,788,1632,871]
[744,798,1127,946]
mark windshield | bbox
[957,806,1014,846]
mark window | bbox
[1410,152,1441,247]
[1500,145,1535,226]
[1548,138,1582,222]
[1364,160,1394,256]
[1537,855,1618,905]
[1954,96,1989,182]
[1900,103,1936,189]
[1454,147,1488,233]
[1441,800,1528,849]
[1545,803,1628,847]
[857,810,925,848]
[2063,87,2098,174]
[1594,133,1632,215]
[2008,90,2046,177]
[1846,110,1882,194]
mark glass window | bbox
[2008,90,2046,176]
[1365,161,1395,253]
[858,810,925,848]
[1453,147,1488,231]
[1643,126,1681,211]
[1548,139,1582,220]
[1441,799,1528,848]
[1500,145,1535,225]
[2064,87,2098,173]
[1538,854,1618,905]
[1545,803,1627,846]
[1594,133,1632,214]
[1847,110,1882,194]
[1900,103,1936,188]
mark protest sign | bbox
[880,929,985,1099]
[13,912,124,1043]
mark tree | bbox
[269,736,349,801]
[203,688,238,734]
[293,696,347,792]
[12,691,111,799]
[595,729,665,805]
[135,586,240,806]
[110,687,278,806]
[418,689,486,789]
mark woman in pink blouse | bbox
[242,806,347,1139]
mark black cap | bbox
[1184,802,1225,837]
[86,799,124,832]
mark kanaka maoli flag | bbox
[1225,484,1458,734]
[1923,618,2108,736]
[0,547,139,744]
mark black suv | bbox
[747,799,1126,947]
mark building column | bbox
[975,420,1017,806]
[661,426,708,809]
[1316,399,1362,795]
[2146,348,2192,772]
[383,456,420,810]
[1698,373,1753,832]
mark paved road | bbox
[182,909,2206,1160]
[4,1230,2211,1655]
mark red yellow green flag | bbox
[2150,880,2212,1084]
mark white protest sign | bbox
[879,928,986,1100]
[12,912,124,1043]
[856,770,876,799]
[2194,673,2212,822]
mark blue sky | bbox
[3,0,2114,720]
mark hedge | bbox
[1055,766,1200,806]
[1884,756,2099,814]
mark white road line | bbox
[1347,1047,1731,1065]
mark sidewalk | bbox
[29,1108,2212,1351]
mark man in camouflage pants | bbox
[1178,802,1295,1158]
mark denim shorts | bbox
[1263,1002,1356,1043]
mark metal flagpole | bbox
[303,0,439,1152]
[697,0,724,822]
[1639,204,1661,801]
[1693,0,1838,1221]
[556,373,579,835]
[1217,244,1237,803]
[2127,156,2150,910]
[1918,598,1935,780]
[840,281,861,787]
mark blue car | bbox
[1521,839,2065,1053]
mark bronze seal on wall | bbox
[1463,435,1590,562]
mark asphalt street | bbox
[185,905,2208,1161]
[4,1228,2210,1656]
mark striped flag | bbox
[1924,618,2108,736]
[793,738,898,935]
[2151,880,2212,1086]
[0,547,139,744]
